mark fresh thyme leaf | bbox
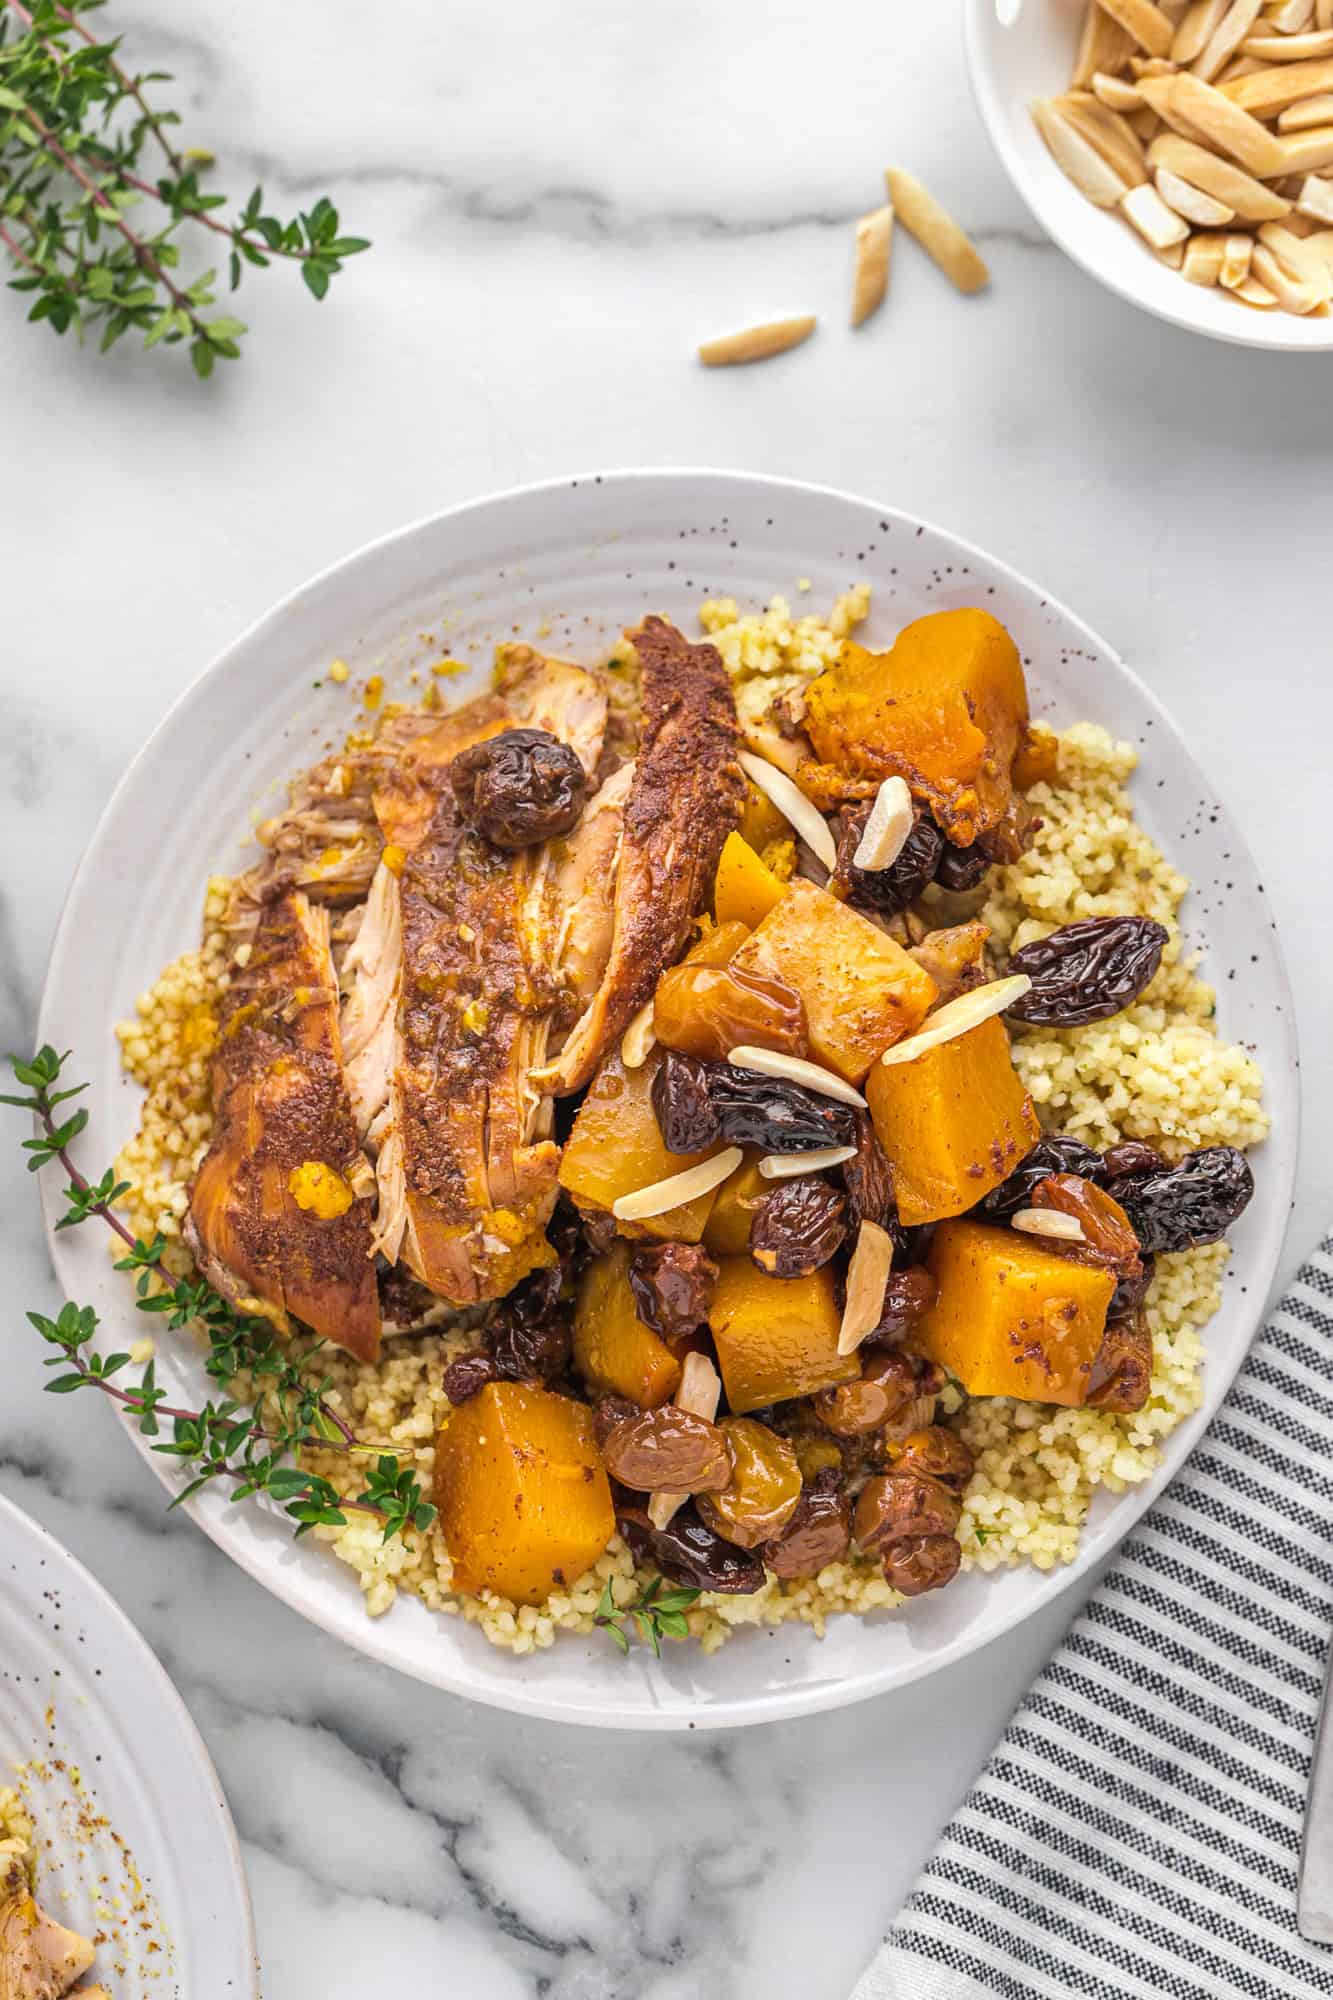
[593,1572,702,1657]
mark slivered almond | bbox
[1123,180,1194,242]
[836,1221,896,1356]
[1075,1,1138,84]
[851,205,894,327]
[1137,72,1216,140]
[1011,1208,1088,1242]
[1298,171,1333,214]
[621,999,657,1070]
[1265,0,1315,26]
[1056,92,1152,182]
[648,1353,723,1528]
[1148,132,1293,213]
[877,975,1032,1069]
[1093,69,1148,106]
[1242,25,1333,49]
[727,1044,866,1108]
[1258,215,1333,285]
[1252,238,1330,302]
[1304,223,1333,264]
[884,167,990,293]
[1320,0,1333,28]
[1183,228,1230,278]
[1175,0,1231,59]
[1156,163,1237,218]
[852,776,914,872]
[1168,72,1287,173]
[1192,0,1265,78]
[1222,51,1333,109]
[1155,236,1188,265]
[1130,53,1180,72]
[611,1147,742,1222]
[1278,122,1333,168]
[1096,0,1177,56]
[757,1145,857,1180]
[1219,229,1256,281]
[1233,272,1281,300]
[737,749,837,870]
[1281,91,1333,124]
[1033,97,1133,203]
[698,318,816,367]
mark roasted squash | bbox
[865,1013,1040,1225]
[702,1152,769,1257]
[801,608,1030,845]
[434,1382,615,1603]
[915,1218,1116,1406]
[732,876,937,1082]
[653,959,805,1063]
[558,1049,722,1242]
[572,1241,682,1407]
[685,919,751,969]
[708,1258,859,1413]
[713,830,789,930]
[740,779,789,852]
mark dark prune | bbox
[485,1263,570,1382]
[934,841,991,892]
[863,1266,938,1344]
[442,1351,497,1404]
[978,1133,1105,1220]
[629,1242,718,1341]
[707,1063,856,1153]
[763,1470,851,1579]
[1110,1251,1155,1320]
[1103,1145,1254,1255]
[834,805,943,916]
[750,1179,847,1277]
[883,1535,961,1596]
[1005,915,1169,1026]
[651,1049,722,1154]
[841,1110,904,1241]
[617,1499,766,1594]
[1100,1140,1169,1180]
[451,727,588,848]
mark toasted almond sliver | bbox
[1252,238,1329,303]
[1232,271,1281,301]
[1148,132,1293,214]
[1265,0,1315,27]
[1305,225,1333,267]
[851,205,894,327]
[884,167,990,293]
[757,1145,858,1181]
[1093,69,1148,108]
[621,998,657,1070]
[1055,92,1152,184]
[1258,216,1333,287]
[611,1146,742,1222]
[852,776,914,871]
[1131,53,1181,72]
[1192,0,1265,79]
[877,974,1032,1069]
[1033,97,1133,204]
[727,1044,867,1109]
[698,317,817,368]
[1219,229,1256,282]
[1320,0,1333,29]
[836,1220,896,1356]
[1183,228,1230,278]
[1280,91,1333,125]
[1075,1,1138,86]
[1011,1208,1089,1243]
[1156,164,1237,219]
[736,749,837,870]
[1097,0,1178,56]
[1222,52,1333,110]
[1168,72,1288,173]
[1122,180,1194,243]
[1175,0,1230,60]
[647,1353,724,1527]
[1242,26,1333,51]
[1278,123,1333,170]
[1298,171,1333,215]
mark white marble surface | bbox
[1,1,1328,1993]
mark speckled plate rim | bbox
[0,1491,259,1992]
[37,468,1298,1729]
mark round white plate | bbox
[964,0,1333,353]
[0,1492,257,1994]
[38,469,1297,1729]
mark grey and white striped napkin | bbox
[854,1237,1333,2000]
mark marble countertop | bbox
[2,1,1328,1993]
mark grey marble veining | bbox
[2,2,1329,1994]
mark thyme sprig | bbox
[594,1574,701,1657]
[6,1046,434,1544]
[0,0,368,375]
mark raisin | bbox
[749,1179,847,1277]
[602,1408,731,1494]
[442,1351,497,1404]
[653,962,807,1063]
[707,1063,856,1153]
[883,1535,961,1595]
[1103,1145,1254,1255]
[979,1133,1104,1221]
[1110,1251,1155,1320]
[450,727,588,847]
[593,1393,642,1448]
[841,1110,903,1240]
[1100,1140,1169,1180]
[934,841,990,892]
[834,805,943,915]
[617,1500,766,1594]
[1028,1172,1142,1278]
[1085,1309,1153,1413]
[1005,916,1169,1026]
[853,1468,962,1553]
[863,1266,938,1344]
[629,1242,718,1342]
[894,1426,974,1494]
[763,1469,851,1579]
[696,1418,803,1548]
[651,1049,722,1154]
[814,1350,920,1437]
[486,1263,570,1383]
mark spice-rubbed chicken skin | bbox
[536,617,745,1094]
[186,891,381,1362]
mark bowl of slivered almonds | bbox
[966,0,1333,348]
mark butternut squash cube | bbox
[686,918,751,968]
[803,608,1029,844]
[916,1218,1116,1407]
[558,1048,721,1242]
[865,1014,1040,1225]
[708,1258,859,1414]
[573,1242,681,1407]
[434,1382,615,1604]
[732,877,937,1082]
[713,830,789,930]
[702,1152,768,1257]
[740,779,788,852]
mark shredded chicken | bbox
[0,1852,96,2000]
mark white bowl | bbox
[964,0,1333,352]
[38,469,1297,1729]
[0,1493,256,1996]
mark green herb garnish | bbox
[0,0,368,375]
[6,1046,434,1543]
[594,1573,701,1657]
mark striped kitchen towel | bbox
[853,1237,1333,2000]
